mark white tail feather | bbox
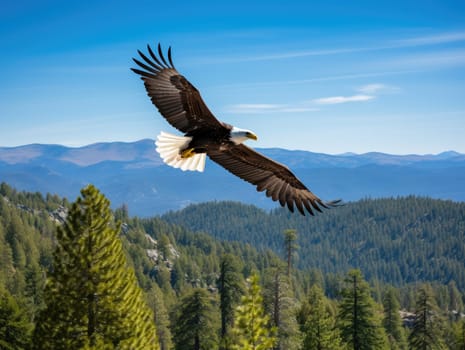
[155,132,206,172]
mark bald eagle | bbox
[132,44,340,215]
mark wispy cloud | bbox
[312,94,375,105]
[200,30,465,64]
[393,31,465,46]
[217,48,366,63]
[215,70,418,90]
[229,84,388,112]
[357,83,400,94]
[387,49,465,69]
[224,103,319,114]
[357,84,388,94]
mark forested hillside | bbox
[1,182,465,349]
[163,197,465,289]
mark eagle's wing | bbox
[207,144,341,215]
[131,44,225,133]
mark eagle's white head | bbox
[230,126,258,145]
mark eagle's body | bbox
[132,44,340,215]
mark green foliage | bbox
[230,273,277,350]
[382,287,407,349]
[172,288,219,350]
[0,287,32,350]
[450,319,465,349]
[33,185,158,349]
[146,284,173,350]
[408,284,447,350]
[338,269,388,349]
[302,285,343,350]
[283,229,297,278]
[218,253,244,348]
[162,198,465,290]
[2,183,465,350]
[262,269,301,350]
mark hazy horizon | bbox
[0,138,463,157]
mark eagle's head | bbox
[230,127,258,145]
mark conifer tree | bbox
[382,287,407,350]
[283,229,297,278]
[448,281,464,313]
[452,319,465,350]
[146,284,173,350]
[218,253,244,349]
[302,285,343,350]
[263,268,301,350]
[0,287,32,350]
[338,269,387,350]
[408,285,446,350]
[33,184,158,349]
[172,288,218,350]
[230,273,277,350]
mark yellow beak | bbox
[247,132,258,141]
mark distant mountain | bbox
[1,140,464,216]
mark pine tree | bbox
[33,184,158,349]
[302,285,343,350]
[283,229,297,278]
[146,284,173,350]
[338,269,387,350]
[382,287,407,350]
[231,273,277,350]
[0,287,32,350]
[452,319,465,350]
[263,269,301,350]
[448,281,464,314]
[172,288,218,350]
[408,285,446,350]
[218,253,244,349]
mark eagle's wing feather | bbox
[132,44,225,133]
[207,144,340,215]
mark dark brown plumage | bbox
[132,44,340,215]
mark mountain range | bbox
[1,139,464,217]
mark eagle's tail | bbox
[155,131,206,172]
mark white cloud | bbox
[393,31,465,46]
[358,83,401,95]
[225,103,319,114]
[388,50,465,69]
[199,31,465,64]
[357,84,388,94]
[312,94,375,105]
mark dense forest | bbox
[163,198,465,289]
[1,181,464,349]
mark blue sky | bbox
[1,0,465,154]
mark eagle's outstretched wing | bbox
[131,44,225,133]
[207,144,341,215]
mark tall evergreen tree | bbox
[302,284,343,350]
[33,184,158,349]
[230,273,277,350]
[283,229,297,278]
[263,269,301,350]
[146,284,173,350]
[382,287,407,350]
[338,269,387,350]
[448,281,464,314]
[408,285,446,350]
[452,319,465,350]
[172,288,218,350]
[0,287,32,350]
[218,253,244,349]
